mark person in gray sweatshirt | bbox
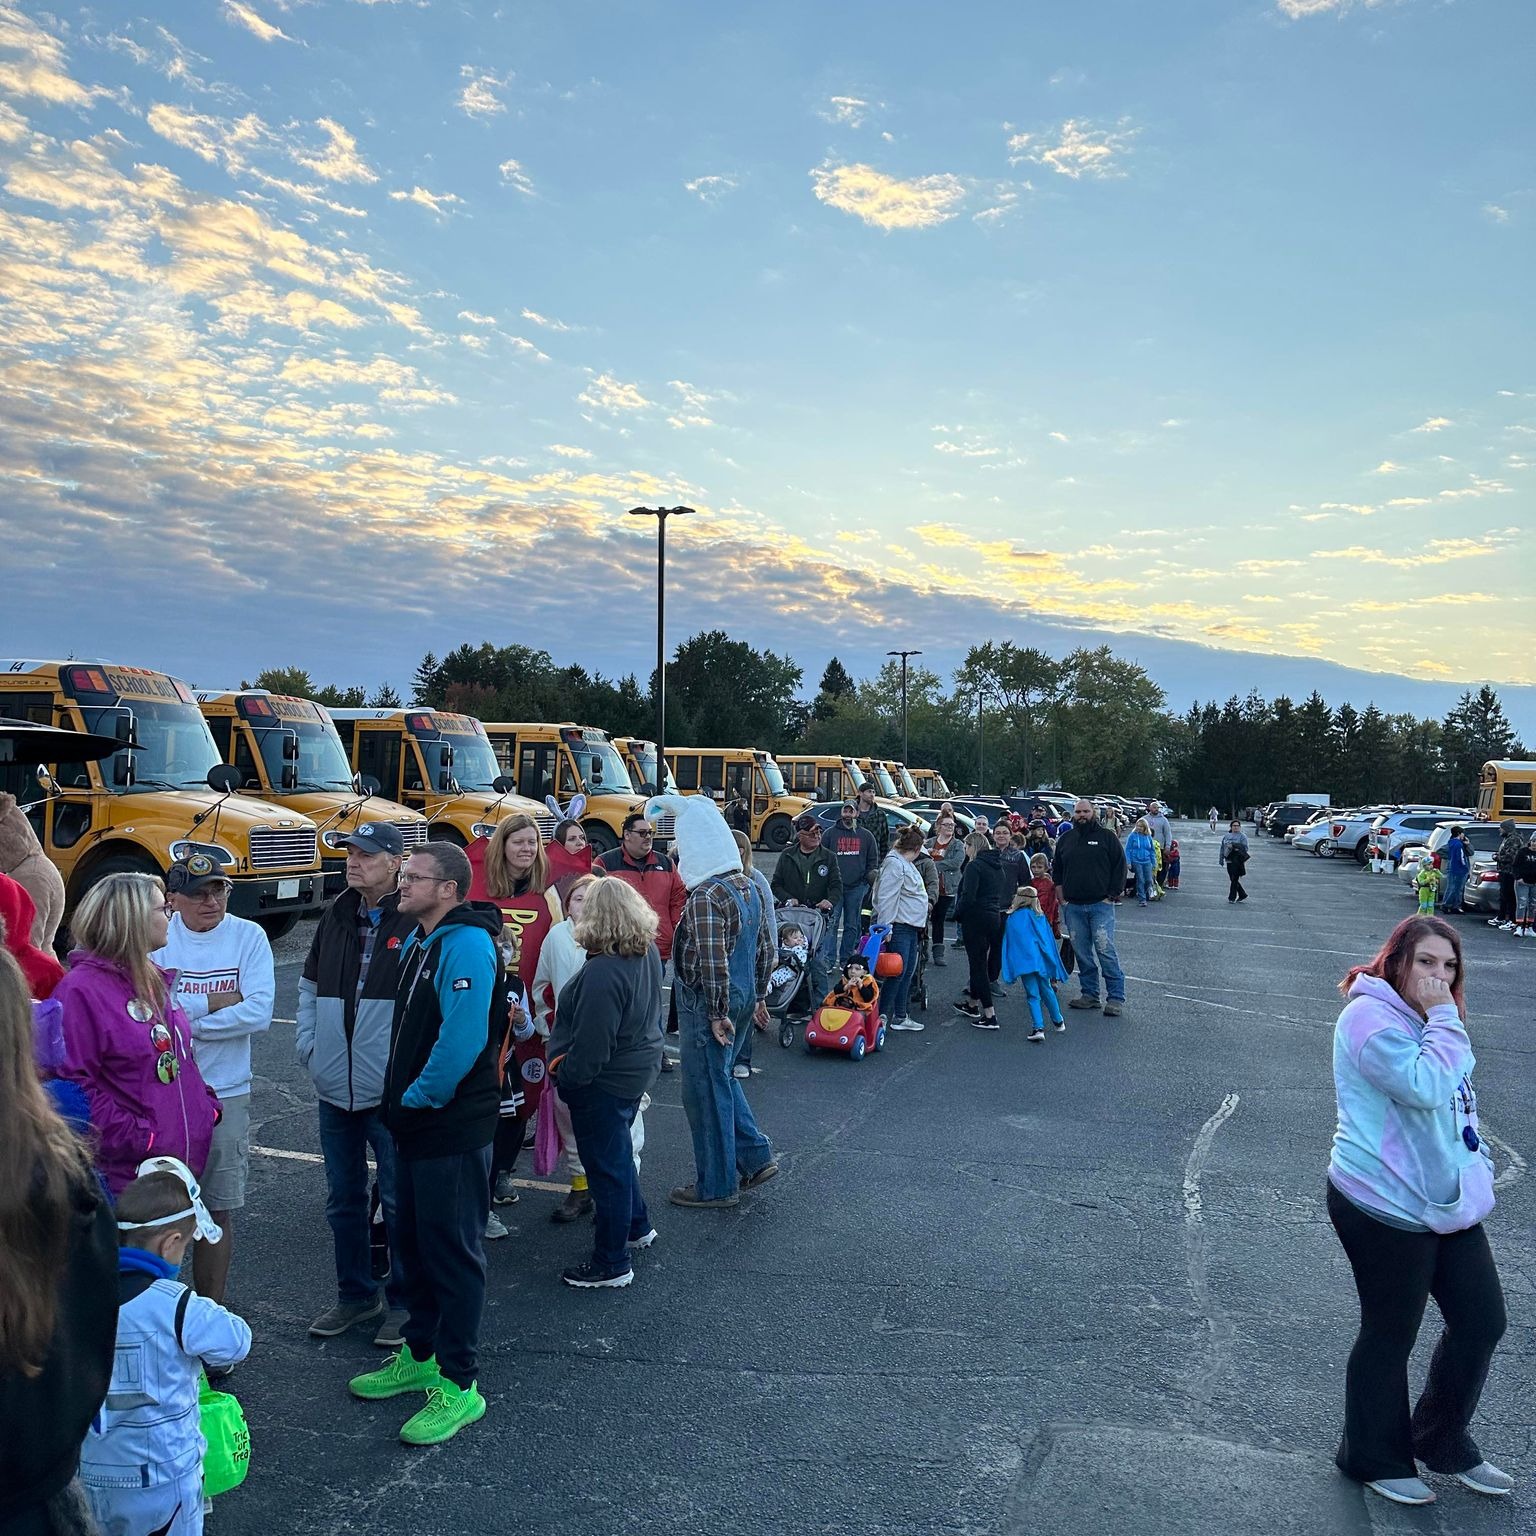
[547,879,664,1290]
[1325,914,1510,1507]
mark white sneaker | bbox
[484,1211,509,1241]
[732,1064,751,1079]
[1366,1477,1435,1506]
[888,1017,924,1032]
[1455,1460,1514,1497]
[1053,1019,1066,1033]
[1498,921,1515,932]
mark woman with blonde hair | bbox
[1125,818,1158,907]
[547,879,664,1289]
[468,813,563,1219]
[53,873,218,1196]
[0,950,120,1535]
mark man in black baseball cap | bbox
[164,851,234,898]
[299,818,415,1348]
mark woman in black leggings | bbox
[952,833,1008,1029]
[1327,914,1510,1507]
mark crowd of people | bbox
[0,783,1520,1526]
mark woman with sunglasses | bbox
[52,873,219,1197]
[1327,913,1510,1506]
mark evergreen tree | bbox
[369,683,403,708]
[412,652,442,707]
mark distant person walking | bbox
[1208,806,1220,832]
[1326,915,1510,1507]
[1125,819,1157,906]
[1051,801,1128,1018]
[1219,821,1250,903]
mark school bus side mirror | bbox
[207,765,242,795]
[358,774,380,796]
[112,752,135,788]
[281,763,299,791]
[492,775,514,795]
[34,764,56,795]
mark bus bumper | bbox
[228,873,323,920]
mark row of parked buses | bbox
[0,658,953,940]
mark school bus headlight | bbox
[320,830,353,851]
[470,822,494,839]
[170,840,237,867]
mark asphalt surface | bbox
[217,823,1533,1536]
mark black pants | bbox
[1497,872,1517,922]
[395,1143,493,1389]
[492,1113,525,1178]
[1326,1181,1506,1482]
[1227,867,1248,900]
[960,913,1003,1010]
[930,892,951,946]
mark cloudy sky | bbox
[1,0,1532,721]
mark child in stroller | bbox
[770,906,827,1048]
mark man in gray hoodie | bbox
[1145,801,1174,890]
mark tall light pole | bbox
[976,689,985,795]
[628,505,695,791]
[886,649,922,768]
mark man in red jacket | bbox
[594,814,687,1067]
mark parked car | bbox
[805,800,933,840]
[1265,804,1323,836]
[1462,861,1504,914]
[1292,816,1340,855]
[1313,805,1411,864]
[900,797,980,834]
[1396,823,1505,888]
[1368,808,1474,865]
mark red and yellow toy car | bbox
[804,964,886,1060]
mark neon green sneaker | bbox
[348,1348,441,1400]
[399,1379,487,1446]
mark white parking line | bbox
[1482,1128,1529,1192]
[250,1144,567,1194]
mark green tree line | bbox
[247,640,1526,809]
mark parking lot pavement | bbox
[224,824,1533,1536]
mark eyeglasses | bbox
[185,886,230,904]
[626,828,654,838]
[397,872,451,888]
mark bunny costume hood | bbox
[645,794,741,890]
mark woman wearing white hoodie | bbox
[1326,914,1509,1507]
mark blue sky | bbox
[1,0,1532,727]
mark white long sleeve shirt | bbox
[154,914,274,1099]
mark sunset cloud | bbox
[221,1,293,45]
[1006,118,1138,179]
[684,174,738,203]
[497,158,535,196]
[579,373,650,412]
[389,185,460,217]
[458,66,509,118]
[810,160,966,230]
[291,118,376,184]
[0,4,105,105]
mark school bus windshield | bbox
[868,763,898,797]
[417,725,502,792]
[627,746,676,792]
[568,736,630,794]
[254,719,356,792]
[757,757,787,796]
[78,699,221,793]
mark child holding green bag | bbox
[80,1160,251,1535]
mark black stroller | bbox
[770,904,831,1049]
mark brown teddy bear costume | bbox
[0,792,66,949]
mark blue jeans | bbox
[676,979,774,1202]
[561,1081,650,1273]
[833,882,868,965]
[881,921,922,1023]
[317,1099,403,1308]
[1442,871,1468,911]
[1132,860,1155,903]
[1062,901,1126,1004]
[1021,973,1062,1028]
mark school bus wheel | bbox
[64,849,162,953]
[582,821,618,857]
[761,813,794,853]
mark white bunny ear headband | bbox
[119,1156,225,1244]
[544,794,588,823]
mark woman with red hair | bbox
[1326,914,1510,1507]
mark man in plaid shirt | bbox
[646,795,779,1209]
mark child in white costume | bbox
[80,1161,251,1536]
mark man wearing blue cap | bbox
[297,821,417,1348]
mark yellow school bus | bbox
[1477,760,1536,824]
[613,737,678,795]
[328,709,552,846]
[908,767,952,799]
[196,691,429,896]
[883,761,922,799]
[855,758,902,800]
[664,747,810,851]
[0,660,322,936]
[481,722,663,854]
[776,755,868,805]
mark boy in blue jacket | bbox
[1001,887,1069,1042]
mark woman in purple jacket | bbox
[53,873,219,1197]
